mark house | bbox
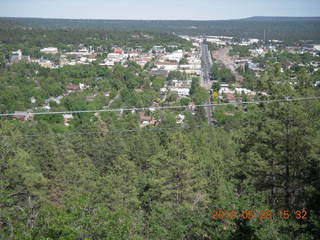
[187,102,196,111]
[66,84,81,92]
[46,96,63,105]
[63,114,73,126]
[30,97,36,104]
[79,83,89,90]
[10,50,22,64]
[176,114,185,124]
[39,59,54,68]
[132,58,149,67]
[139,112,158,127]
[13,111,34,121]
[43,105,51,111]
[113,48,124,54]
[235,88,256,96]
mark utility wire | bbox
[0,116,319,139]
[0,96,319,117]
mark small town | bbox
[6,34,320,127]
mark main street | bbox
[200,40,214,126]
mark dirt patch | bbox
[212,47,244,84]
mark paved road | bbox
[200,42,214,126]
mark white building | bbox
[165,50,184,62]
[152,46,166,54]
[63,114,74,126]
[239,38,260,46]
[30,97,36,104]
[155,62,178,71]
[40,47,59,55]
[170,87,190,96]
[249,48,265,57]
[176,114,185,124]
[219,87,256,96]
[313,44,320,51]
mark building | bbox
[187,102,196,111]
[63,114,73,126]
[139,112,159,127]
[249,48,265,57]
[30,97,36,104]
[13,111,34,121]
[39,59,54,68]
[66,84,81,92]
[132,58,149,67]
[150,69,168,78]
[171,80,192,88]
[170,87,190,96]
[103,53,126,66]
[164,50,184,62]
[313,44,320,51]
[113,48,124,54]
[152,46,166,54]
[10,50,22,64]
[176,114,185,124]
[155,62,178,71]
[65,48,94,58]
[40,47,59,55]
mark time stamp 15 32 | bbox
[211,210,308,221]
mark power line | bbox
[0,96,319,117]
[0,116,319,139]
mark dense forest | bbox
[1,16,320,41]
[1,66,320,239]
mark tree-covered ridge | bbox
[0,27,189,56]
[1,16,320,41]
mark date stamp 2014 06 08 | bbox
[210,210,308,221]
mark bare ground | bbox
[212,47,244,84]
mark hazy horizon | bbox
[2,16,320,22]
[1,0,320,21]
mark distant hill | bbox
[0,18,29,29]
[1,16,320,41]
[240,16,320,22]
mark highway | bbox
[200,41,214,126]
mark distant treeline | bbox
[1,16,320,41]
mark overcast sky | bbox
[0,0,319,20]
